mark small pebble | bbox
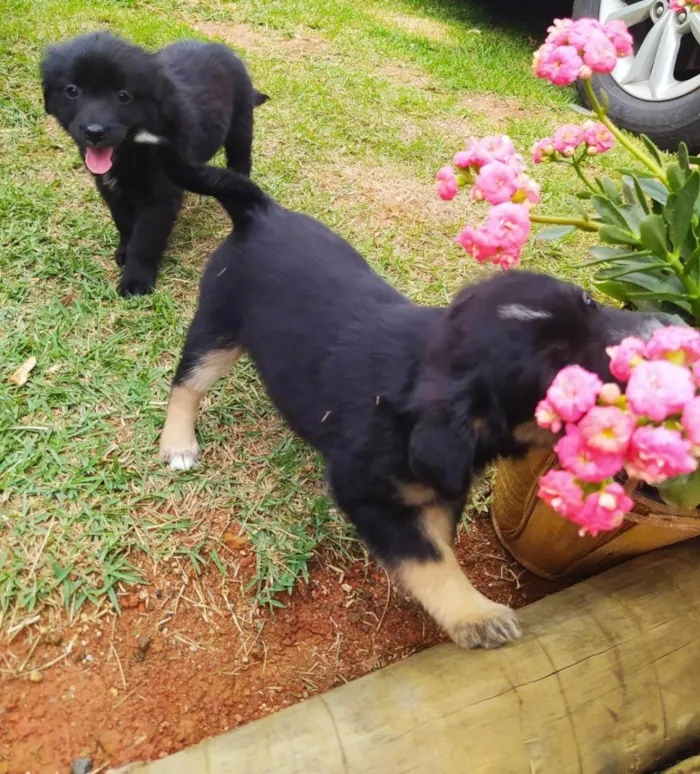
[28,670,43,683]
[341,583,352,593]
[71,758,93,774]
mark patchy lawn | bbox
[2,0,635,767]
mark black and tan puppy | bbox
[155,148,668,649]
[41,32,268,296]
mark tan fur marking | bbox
[394,504,521,649]
[159,348,241,468]
[513,420,558,448]
[184,347,242,393]
[397,481,439,507]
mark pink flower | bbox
[486,202,531,249]
[582,121,614,155]
[555,424,625,482]
[513,174,541,207]
[626,426,697,484]
[568,18,606,51]
[491,245,522,270]
[644,325,700,366]
[546,365,603,423]
[534,44,584,86]
[553,124,584,157]
[670,0,687,10]
[436,165,458,201]
[535,399,563,434]
[455,226,496,263]
[453,150,474,169]
[582,35,618,74]
[578,405,637,454]
[538,469,584,517]
[626,360,696,421]
[599,383,622,405]
[576,483,632,536]
[471,161,519,205]
[606,336,646,381]
[544,18,574,47]
[604,20,634,58]
[682,396,700,447]
[532,137,555,164]
[480,135,518,165]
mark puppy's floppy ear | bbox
[39,48,59,115]
[408,404,476,500]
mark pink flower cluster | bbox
[670,1,700,10]
[534,17,633,86]
[533,121,615,163]
[435,135,541,268]
[536,326,700,536]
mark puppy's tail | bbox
[134,131,268,229]
[253,89,269,106]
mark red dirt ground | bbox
[1,514,560,774]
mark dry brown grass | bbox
[194,21,331,57]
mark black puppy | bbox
[155,148,668,649]
[41,32,268,296]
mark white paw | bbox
[448,603,521,650]
[159,441,200,471]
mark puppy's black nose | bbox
[84,124,106,145]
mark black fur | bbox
[162,150,669,569]
[40,32,268,296]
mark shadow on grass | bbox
[398,0,571,38]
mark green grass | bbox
[0,0,613,626]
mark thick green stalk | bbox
[530,213,600,232]
[581,79,668,185]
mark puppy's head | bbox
[408,270,672,499]
[40,32,176,175]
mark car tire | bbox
[573,0,700,151]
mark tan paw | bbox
[448,603,521,650]
[159,438,200,471]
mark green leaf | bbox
[618,204,645,235]
[621,175,652,215]
[640,133,664,167]
[617,166,657,179]
[576,190,593,200]
[629,290,692,304]
[667,170,700,251]
[594,257,667,281]
[639,214,670,256]
[598,176,622,204]
[683,244,700,277]
[599,224,638,245]
[679,142,690,173]
[637,177,669,205]
[589,245,648,261]
[591,195,629,228]
[534,225,576,241]
[667,162,686,192]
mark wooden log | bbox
[114,541,700,774]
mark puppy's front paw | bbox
[159,438,200,471]
[115,244,127,268]
[119,272,156,297]
[448,603,521,650]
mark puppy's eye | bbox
[582,292,596,308]
[64,84,80,99]
[117,90,133,105]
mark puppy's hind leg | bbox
[160,320,242,471]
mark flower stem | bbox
[581,79,668,185]
[531,213,600,232]
[571,157,598,193]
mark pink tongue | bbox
[85,146,113,174]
